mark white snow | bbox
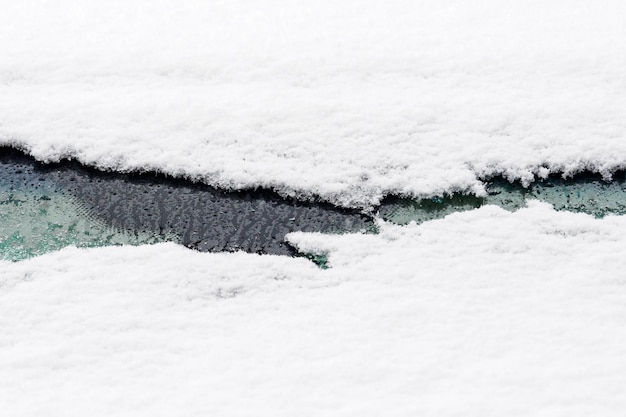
[2,0,626,206]
[2,1,626,415]
[3,203,626,415]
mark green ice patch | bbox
[0,180,165,262]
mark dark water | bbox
[0,147,373,261]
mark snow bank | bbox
[2,1,626,206]
[3,203,626,416]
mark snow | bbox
[2,0,626,207]
[3,203,626,415]
[2,1,626,415]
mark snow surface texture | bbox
[2,1,626,207]
[3,1,626,415]
[3,202,626,416]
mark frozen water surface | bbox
[0,148,372,261]
[381,175,626,225]
[5,147,626,263]
[0,151,167,261]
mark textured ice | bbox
[0,148,373,260]
[2,1,626,207]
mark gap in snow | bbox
[3,146,626,264]
[379,176,626,225]
[0,147,373,262]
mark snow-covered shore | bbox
[2,1,626,415]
